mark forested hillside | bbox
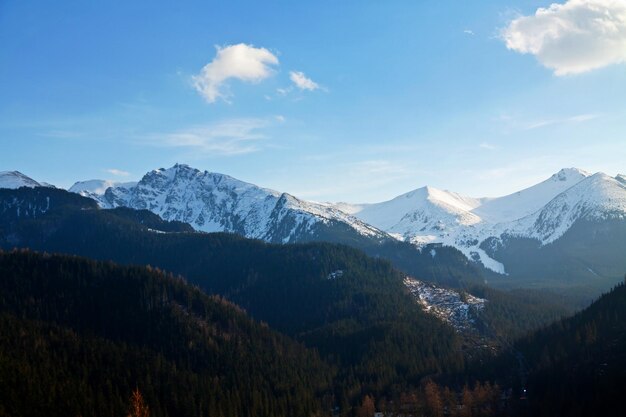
[0,250,332,417]
[512,280,626,416]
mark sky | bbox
[1,0,625,203]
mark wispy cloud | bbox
[525,113,599,130]
[145,118,272,156]
[106,168,130,177]
[479,142,496,150]
[464,29,475,36]
[192,43,279,103]
[294,159,415,201]
[501,0,626,75]
[289,71,320,91]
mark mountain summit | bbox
[0,171,50,189]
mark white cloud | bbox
[276,87,292,96]
[149,119,270,155]
[289,71,320,91]
[525,113,599,129]
[502,0,626,75]
[479,142,496,150]
[464,29,475,35]
[192,43,279,103]
[106,168,130,177]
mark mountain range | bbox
[3,164,626,291]
[1,166,625,416]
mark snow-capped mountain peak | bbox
[69,179,138,197]
[339,167,624,273]
[0,171,49,189]
[340,186,482,236]
[507,171,626,244]
[73,163,387,244]
[551,167,590,182]
[472,167,590,223]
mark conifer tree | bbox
[127,388,149,417]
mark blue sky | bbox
[1,0,625,202]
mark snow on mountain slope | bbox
[0,171,48,189]
[77,164,386,243]
[473,168,590,223]
[342,168,625,274]
[404,276,485,333]
[68,164,626,276]
[344,186,482,237]
[502,172,626,244]
[69,179,137,201]
[69,179,137,195]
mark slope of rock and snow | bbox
[67,164,626,275]
[472,168,590,223]
[72,164,387,243]
[500,172,626,244]
[69,179,137,200]
[340,168,626,274]
[0,171,50,189]
[404,277,485,332]
[340,186,482,243]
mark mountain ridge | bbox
[5,164,625,284]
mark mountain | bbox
[478,173,626,294]
[498,172,626,244]
[341,168,626,294]
[74,164,619,288]
[69,164,486,287]
[339,168,597,273]
[0,170,51,189]
[72,163,386,244]
[0,249,332,417]
[41,163,626,292]
[473,168,590,223]
[69,179,137,201]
